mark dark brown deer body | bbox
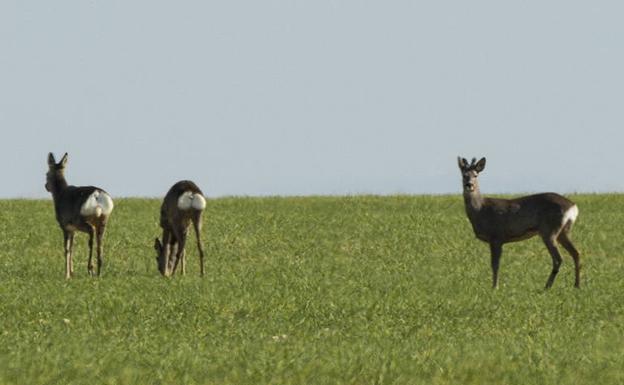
[46,153,114,279]
[154,180,206,277]
[458,157,580,289]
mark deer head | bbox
[457,156,486,193]
[46,152,68,192]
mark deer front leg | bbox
[161,229,173,277]
[69,232,75,276]
[172,247,186,276]
[63,230,74,279]
[166,241,178,277]
[490,242,502,289]
[172,231,187,276]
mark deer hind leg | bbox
[542,234,564,289]
[193,214,205,276]
[489,242,503,289]
[558,231,581,288]
[180,246,186,276]
[95,223,106,277]
[87,226,95,276]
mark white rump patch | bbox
[178,191,206,211]
[562,205,579,226]
[192,194,206,210]
[80,191,114,217]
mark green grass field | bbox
[0,195,622,384]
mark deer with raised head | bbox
[457,157,580,289]
[154,180,206,277]
[45,152,114,279]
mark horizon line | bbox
[2,190,622,200]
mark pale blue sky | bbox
[1,1,622,198]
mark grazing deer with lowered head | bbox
[154,180,206,277]
[45,152,114,279]
[457,157,580,289]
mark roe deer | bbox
[154,180,206,277]
[45,152,114,279]
[457,157,580,289]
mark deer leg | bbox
[180,247,186,276]
[63,230,73,279]
[95,224,105,277]
[165,229,178,276]
[558,232,581,288]
[172,230,187,276]
[542,236,563,289]
[193,216,205,276]
[87,226,95,276]
[161,229,173,277]
[173,245,186,276]
[490,242,503,289]
[167,242,177,276]
[68,232,75,276]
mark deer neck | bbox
[463,187,484,215]
[48,173,69,200]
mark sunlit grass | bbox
[0,195,622,384]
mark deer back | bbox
[469,193,576,243]
[54,186,113,230]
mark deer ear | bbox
[475,157,486,172]
[457,157,467,170]
[59,153,68,168]
[48,153,56,166]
